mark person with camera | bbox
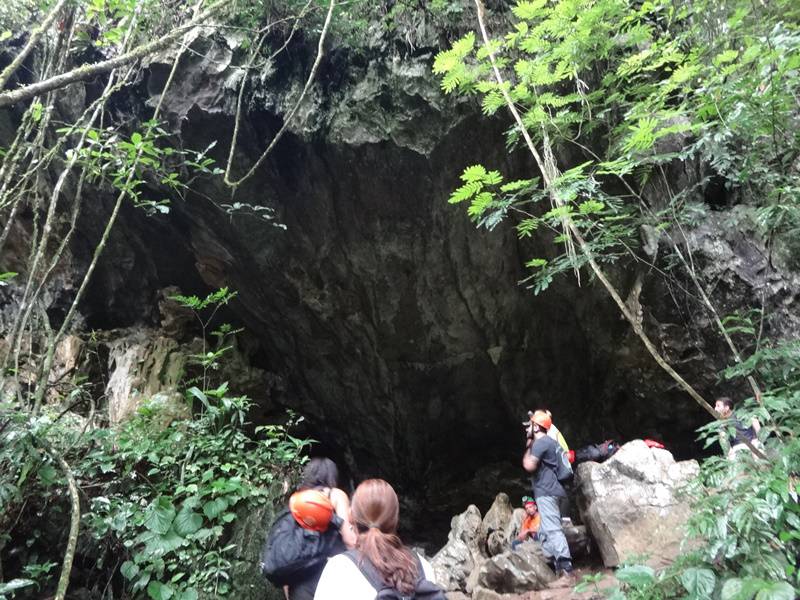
[522,410,574,584]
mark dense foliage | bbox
[435,0,800,286]
[1,290,310,599]
[1,389,308,600]
[435,0,800,598]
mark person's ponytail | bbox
[350,479,419,594]
[357,526,418,594]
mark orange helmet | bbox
[530,410,552,431]
[289,490,334,532]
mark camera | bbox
[523,411,533,438]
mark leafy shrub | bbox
[1,390,308,599]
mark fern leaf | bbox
[461,165,488,183]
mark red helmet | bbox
[530,410,552,431]
[289,490,334,532]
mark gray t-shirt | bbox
[530,436,566,498]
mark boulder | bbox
[431,505,485,591]
[476,543,555,593]
[506,507,525,541]
[486,530,507,558]
[576,439,699,568]
[482,492,514,557]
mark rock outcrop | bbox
[475,544,555,593]
[575,440,699,568]
[433,494,573,595]
[431,504,485,592]
[482,492,514,557]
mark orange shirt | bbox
[521,513,540,533]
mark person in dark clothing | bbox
[522,410,573,584]
[286,458,355,600]
[714,397,762,458]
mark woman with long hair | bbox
[313,479,439,599]
[285,457,356,600]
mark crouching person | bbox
[511,496,540,550]
[314,479,445,599]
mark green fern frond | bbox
[513,0,548,21]
[461,165,489,183]
[449,181,483,204]
[468,191,495,217]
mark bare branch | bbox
[224,0,335,188]
[0,0,69,91]
[0,0,227,109]
[52,451,80,600]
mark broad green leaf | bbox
[144,498,176,534]
[121,561,139,580]
[202,497,229,520]
[681,567,716,598]
[755,582,796,600]
[147,580,175,600]
[616,564,655,587]
[141,527,185,557]
[174,507,203,536]
[0,579,36,594]
[30,102,43,123]
[177,589,199,600]
[606,588,627,600]
[722,578,761,600]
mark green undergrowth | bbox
[0,391,309,600]
[1,289,311,599]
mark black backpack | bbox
[573,440,619,465]
[343,549,446,600]
[260,509,345,587]
[554,443,574,483]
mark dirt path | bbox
[529,567,616,599]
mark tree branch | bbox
[224,0,335,188]
[0,0,69,91]
[473,0,722,422]
[52,451,80,600]
[0,0,227,109]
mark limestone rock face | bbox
[2,10,799,516]
[105,329,190,424]
[576,440,699,567]
[431,505,485,592]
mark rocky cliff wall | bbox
[2,15,798,520]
